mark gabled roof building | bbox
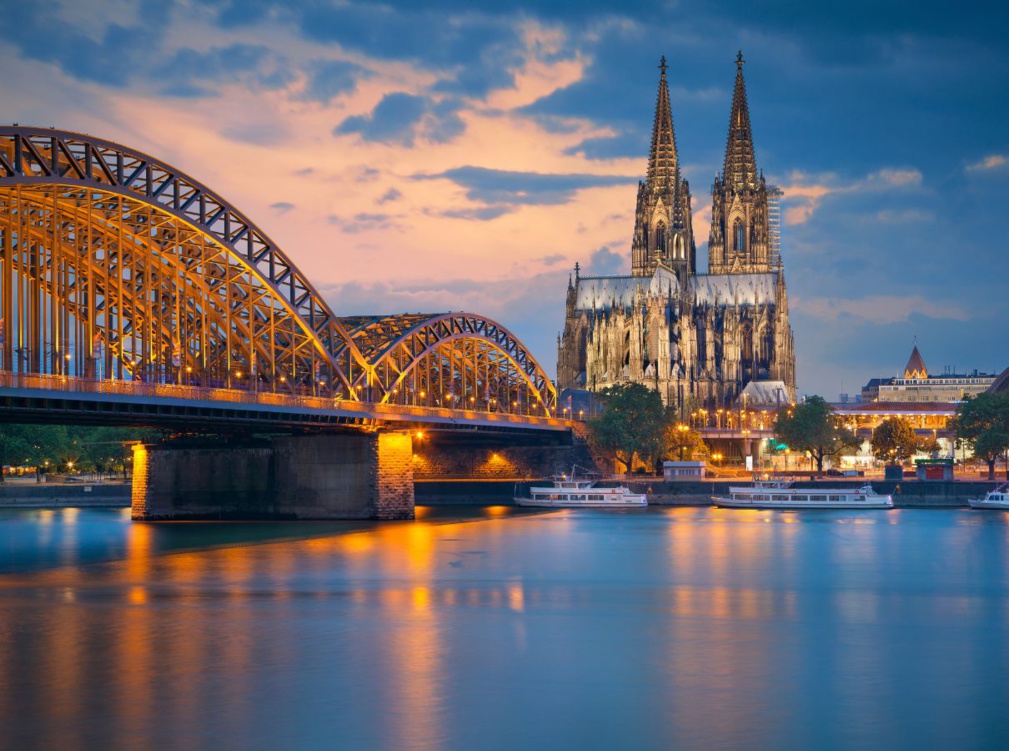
[860,345,998,404]
[557,54,796,412]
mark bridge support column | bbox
[131,431,414,521]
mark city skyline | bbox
[1,1,1006,398]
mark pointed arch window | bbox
[733,219,745,251]
[655,222,667,253]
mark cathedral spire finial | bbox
[647,55,679,190]
[722,51,758,191]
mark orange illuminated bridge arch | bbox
[0,126,555,416]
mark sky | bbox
[1,0,1007,398]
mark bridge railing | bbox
[0,372,569,428]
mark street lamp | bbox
[676,423,689,460]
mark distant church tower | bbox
[630,57,696,279]
[708,53,775,275]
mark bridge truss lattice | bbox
[0,127,555,417]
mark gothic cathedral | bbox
[556,54,796,411]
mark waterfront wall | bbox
[631,479,1001,507]
[0,482,130,507]
[411,441,595,480]
[417,479,1003,507]
[131,432,414,520]
[0,474,998,511]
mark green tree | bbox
[916,434,941,456]
[587,382,668,473]
[0,424,155,481]
[664,422,708,461]
[69,425,154,476]
[951,392,1009,480]
[871,417,919,464]
[679,393,703,422]
[0,424,69,480]
[774,395,860,477]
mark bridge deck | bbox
[0,374,570,436]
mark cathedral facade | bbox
[557,54,796,412]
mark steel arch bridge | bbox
[0,126,557,427]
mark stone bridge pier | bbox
[131,432,414,520]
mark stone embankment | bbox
[418,478,1003,508]
[624,479,1000,507]
[1,477,1000,510]
[0,481,131,507]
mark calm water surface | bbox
[2,505,1008,751]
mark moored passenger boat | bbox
[967,484,1009,510]
[515,468,647,508]
[713,478,893,509]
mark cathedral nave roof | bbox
[574,266,679,312]
[688,272,777,306]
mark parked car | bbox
[825,468,843,476]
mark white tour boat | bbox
[713,478,893,509]
[515,468,648,508]
[967,484,1009,510]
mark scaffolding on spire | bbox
[768,185,783,267]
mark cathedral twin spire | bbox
[634,52,769,278]
[647,50,760,193]
[631,56,694,278]
[647,56,680,190]
[707,52,773,275]
[723,52,759,192]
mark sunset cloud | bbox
[777,167,926,226]
[0,0,1005,398]
[966,154,1008,172]
[796,295,969,325]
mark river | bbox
[2,505,1008,750]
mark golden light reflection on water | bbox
[4,506,1008,749]
[663,508,803,746]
